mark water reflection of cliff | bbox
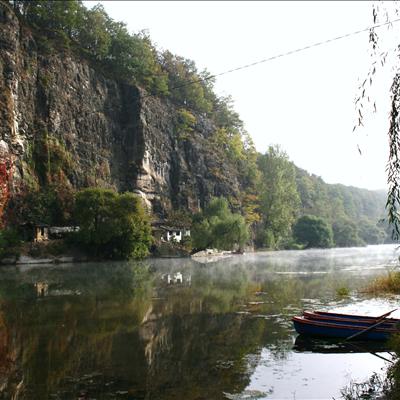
[0,253,382,399]
[0,262,270,399]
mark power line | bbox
[142,17,400,98]
[45,17,400,126]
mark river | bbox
[0,244,399,399]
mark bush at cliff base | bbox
[73,188,152,260]
[0,228,21,260]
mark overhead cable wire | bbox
[142,17,400,98]
[44,17,400,125]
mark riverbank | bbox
[0,240,89,266]
[363,271,400,295]
[1,241,397,267]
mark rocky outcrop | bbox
[0,3,242,222]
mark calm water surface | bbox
[0,244,399,399]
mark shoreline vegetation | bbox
[341,269,400,400]
[0,240,396,267]
[363,270,400,295]
[2,183,389,266]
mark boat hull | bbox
[310,310,400,324]
[302,311,398,328]
[292,316,397,341]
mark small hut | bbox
[152,221,190,243]
[33,223,49,242]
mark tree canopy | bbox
[293,215,334,248]
[256,145,300,248]
[74,188,152,259]
[192,197,249,251]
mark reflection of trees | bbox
[0,261,270,399]
[138,313,268,400]
[0,262,154,399]
[0,253,378,399]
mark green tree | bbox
[192,197,249,251]
[166,209,192,228]
[74,188,152,259]
[256,145,300,248]
[77,4,111,60]
[24,1,84,40]
[176,108,196,140]
[0,228,21,260]
[332,219,364,248]
[293,215,334,248]
[7,185,75,227]
[105,25,168,94]
[161,50,213,112]
[294,166,387,248]
[358,218,386,245]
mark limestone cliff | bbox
[0,2,241,223]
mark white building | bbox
[165,228,190,243]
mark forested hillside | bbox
[295,167,388,246]
[0,0,391,252]
[254,146,388,248]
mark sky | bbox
[87,1,400,190]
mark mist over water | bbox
[0,244,398,399]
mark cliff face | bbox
[0,3,241,222]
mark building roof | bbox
[151,221,190,230]
[159,225,190,231]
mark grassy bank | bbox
[344,271,400,399]
[363,271,400,295]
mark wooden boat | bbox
[292,315,399,341]
[305,310,400,325]
[302,310,399,328]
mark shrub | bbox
[336,287,350,296]
[0,228,21,260]
[192,197,249,251]
[293,215,334,248]
[73,188,152,259]
[364,271,400,294]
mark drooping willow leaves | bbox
[387,73,400,239]
[355,2,400,239]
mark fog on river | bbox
[0,244,399,399]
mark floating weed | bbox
[336,287,350,297]
[223,389,271,400]
[214,360,234,370]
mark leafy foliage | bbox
[351,3,400,240]
[6,185,75,227]
[192,197,249,251]
[74,188,152,259]
[332,219,364,248]
[387,73,400,239]
[166,209,192,228]
[256,145,300,248]
[176,108,196,140]
[295,166,389,245]
[0,228,21,259]
[293,215,334,248]
[358,218,386,244]
[161,51,213,112]
[32,131,75,185]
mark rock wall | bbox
[0,2,241,222]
